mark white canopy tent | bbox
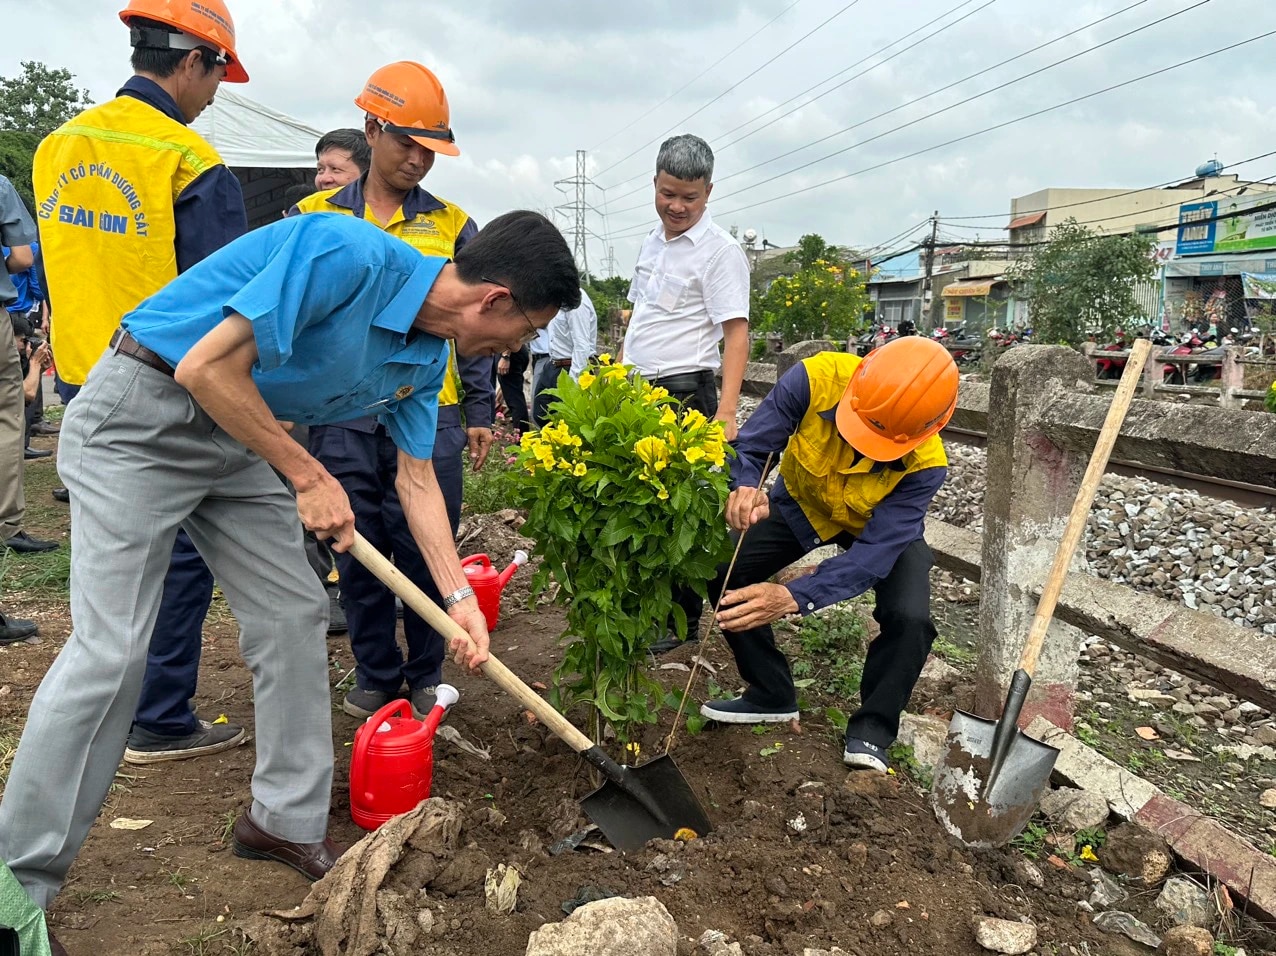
[192,89,324,225]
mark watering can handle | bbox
[1017,338,1153,677]
[349,697,412,804]
[347,533,598,756]
[460,554,491,570]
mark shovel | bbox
[930,338,1153,847]
[347,532,713,852]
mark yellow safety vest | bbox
[778,352,948,538]
[294,186,471,406]
[33,95,224,385]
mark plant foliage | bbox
[1008,218,1156,348]
[510,355,733,743]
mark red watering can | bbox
[461,550,528,631]
[349,684,459,830]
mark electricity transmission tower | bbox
[554,150,607,279]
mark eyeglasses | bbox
[483,277,539,345]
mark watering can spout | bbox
[423,684,460,736]
[497,550,529,589]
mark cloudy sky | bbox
[7,0,1275,275]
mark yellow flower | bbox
[646,386,669,403]
[703,440,726,468]
[656,487,669,501]
[659,407,677,426]
[681,408,708,430]
[634,436,669,468]
[578,371,596,389]
[1079,845,1099,863]
[598,353,613,365]
[557,458,572,471]
[683,446,706,464]
[573,462,587,477]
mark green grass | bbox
[0,543,71,599]
[460,447,522,515]
[0,724,18,789]
[931,637,976,666]
[888,741,934,789]
[786,605,868,701]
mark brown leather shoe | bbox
[231,808,344,881]
[49,929,68,956]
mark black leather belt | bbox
[651,369,714,392]
[551,358,572,369]
[111,328,174,376]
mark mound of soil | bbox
[244,609,1137,956]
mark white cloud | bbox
[7,0,1275,271]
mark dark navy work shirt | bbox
[119,76,248,273]
[731,362,946,614]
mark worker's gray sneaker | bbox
[124,719,247,765]
[842,737,889,772]
[699,697,798,724]
[410,686,439,720]
[342,686,395,719]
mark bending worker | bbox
[697,337,958,773]
[0,210,580,927]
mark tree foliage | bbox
[785,233,846,271]
[1008,218,1156,347]
[0,132,40,214]
[755,247,871,345]
[0,61,94,137]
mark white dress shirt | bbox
[622,209,750,378]
[548,289,597,378]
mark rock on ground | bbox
[972,916,1037,954]
[525,896,677,956]
[1155,877,1213,928]
[1097,822,1172,885]
[1160,925,1214,956]
[1038,787,1111,831]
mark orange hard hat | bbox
[120,0,248,82]
[355,61,459,157]
[835,336,958,461]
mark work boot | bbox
[123,719,247,765]
[23,447,52,460]
[51,487,69,503]
[342,686,395,719]
[30,421,60,436]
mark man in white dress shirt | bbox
[530,287,597,426]
[622,134,750,655]
[621,134,749,443]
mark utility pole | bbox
[921,210,939,331]
[554,150,604,280]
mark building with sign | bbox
[1168,189,1276,330]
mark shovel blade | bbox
[579,754,713,853]
[929,710,1059,848]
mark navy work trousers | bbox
[310,415,465,692]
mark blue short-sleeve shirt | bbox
[122,214,448,459]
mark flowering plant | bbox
[510,356,733,743]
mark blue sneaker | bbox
[700,696,798,724]
[843,737,889,772]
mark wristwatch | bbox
[442,585,476,608]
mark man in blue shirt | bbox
[0,210,581,914]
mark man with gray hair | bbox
[622,134,750,655]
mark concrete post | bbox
[1143,342,1164,398]
[1219,346,1243,409]
[975,345,1094,730]
[774,339,838,381]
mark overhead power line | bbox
[604,28,1276,242]
[605,0,1210,225]
[594,0,868,185]
[601,0,998,204]
[587,0,803,153]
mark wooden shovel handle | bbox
[346,533,597,755]
[1018,338,1153,676]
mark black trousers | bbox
[699,506,936,748]
[498,345,531,434]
